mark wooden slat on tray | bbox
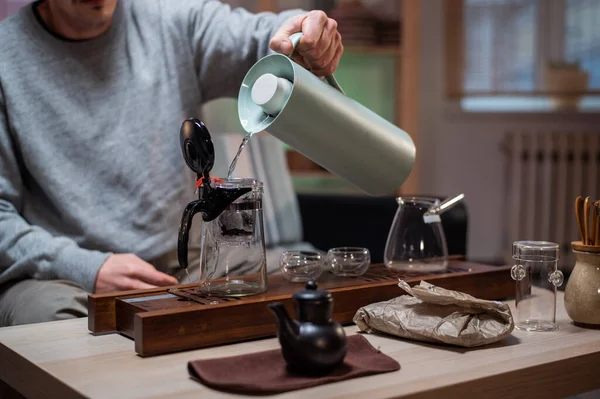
[88,283,197,333]
[88,261,514,356]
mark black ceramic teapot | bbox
[268,281,347,375]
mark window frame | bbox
[444,0,600,114]
[445,0,599,97]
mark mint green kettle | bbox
[238,33,416,196]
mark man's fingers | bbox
[291,53,310,70]
[123,278,157,291]
[305,29,340,72]
[299,17,336,61]
[269,14,307,55]
[310,39,343,77]
[126,257,179,286]
[138,269,179,286]
[296,10,328,52]
[269,11,343,76]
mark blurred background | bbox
[1,0,599,267]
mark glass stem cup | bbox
[384,196,449,272]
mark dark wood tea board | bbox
[88,261,514,357]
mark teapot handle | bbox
[288,32,345,95]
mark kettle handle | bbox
[177,200,204,269]
[288,32,345,95]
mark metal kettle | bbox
[238,32,416,196]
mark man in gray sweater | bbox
[0,0,343,326]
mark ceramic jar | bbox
[564,249,600,326]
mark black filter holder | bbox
[177,118,252,269]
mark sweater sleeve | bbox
[0,89,111,293]
[177,0,305,102]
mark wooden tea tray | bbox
[88,261,513,357]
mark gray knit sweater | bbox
[0,0,301,292]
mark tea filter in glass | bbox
[384,197,448,272]
[511,241,564,331]
[198,178,267,296]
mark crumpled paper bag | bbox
[353,280,514,347]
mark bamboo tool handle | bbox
[595,201,600,246]
[575,196,585,243]
[584,196,591,244]
[589,203,598,245]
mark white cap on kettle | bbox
[251,73,293,116]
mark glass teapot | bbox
[383,197,449,272]
[177,119,267,296]
[383,194,463,272]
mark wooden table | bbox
[1,291,599,399]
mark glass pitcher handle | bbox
[288,32,345,95]
[177,200,205,269]
[510,264,526,281]
[548,270,564,287]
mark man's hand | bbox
[95,253,178,293]
[269,10,343,76]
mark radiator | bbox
[503,132,600,268]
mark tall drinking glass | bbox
[511,241,564,331]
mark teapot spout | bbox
[268,302,299,342]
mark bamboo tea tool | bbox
[575,196,585,243]
[573,196,600,251]
[584,196,591,244]
[88,260,513,357]
[592,200,600,246]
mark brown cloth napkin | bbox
[187,334,400,395]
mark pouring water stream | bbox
[227,114,272,180]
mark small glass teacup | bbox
[280,250,324,283]
[328,247,371,277]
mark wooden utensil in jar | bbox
[584,196,592,244]
[575,196,585,243]
[574,196,600,247]
[595,201,600,246]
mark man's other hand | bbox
[270,10,343,76]
[95,253,178,293]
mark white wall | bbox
[417,0,600,263]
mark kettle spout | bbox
[268,302,299,341]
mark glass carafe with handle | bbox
[177,118,267,296]
[383,197,449,272]
[197,178,266,296]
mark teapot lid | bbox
[292,281,331,304]
[180,118,214,177]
